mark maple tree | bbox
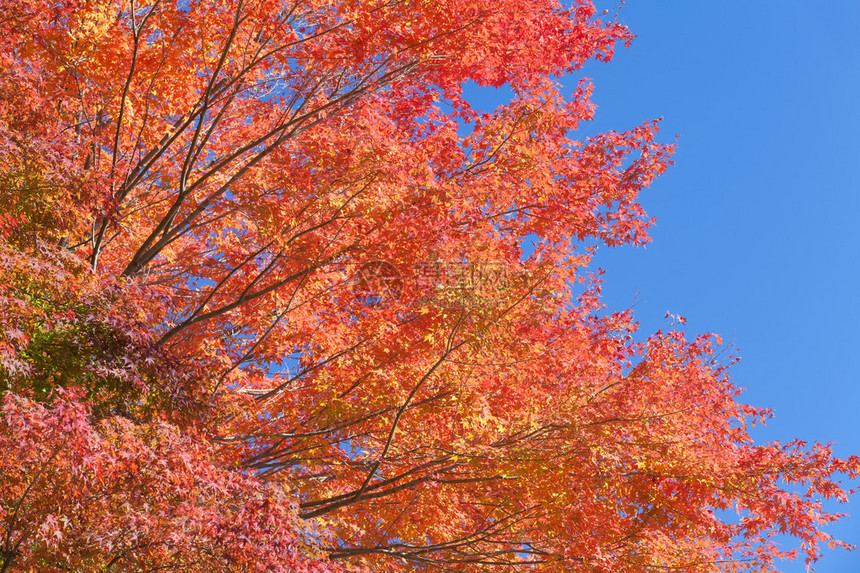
[1,0,858,571]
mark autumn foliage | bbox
[1,0,858,571]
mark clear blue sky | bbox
[465,1,860,571]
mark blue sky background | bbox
[467,1,859,571]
